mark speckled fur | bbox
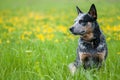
[69,4,108,75]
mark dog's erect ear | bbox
[76,6,83,15]
[88,4,97,19]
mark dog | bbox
[68,4,108,75]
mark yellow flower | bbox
[43,27,54,33]
[68,35,75,40]
[23,31,32,36]
[34,27,40,32]
[106,37,111,41]
[36,34,45,42]
[21,34,25,40]
[0,18,3,23]
[107,18,113,22]
[8,27,15,33]
[46,34,54,41]
[117,52,120,54]
[28,12,34,18]
[58,25,67,33]
[117,16,120,20]
[0,39,2,44]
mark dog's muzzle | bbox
[69,27,86,35]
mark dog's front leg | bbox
[68,48,81,75]
[68,62,77,75]
[95,51,106,68]
[68,60,81,75]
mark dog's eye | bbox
[79,20,83,24]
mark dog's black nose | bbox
[69,27,74,32]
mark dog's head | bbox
[70,4,98,41]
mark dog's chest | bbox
[78,41,97,54]
[77,38,106,66]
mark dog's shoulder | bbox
[96,32,107,52]
[100,30,106,41]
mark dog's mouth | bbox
[69,27,87,35]
[79,31,86,35]
[70,31,86,36]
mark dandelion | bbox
[0,39,2,44]
[58,25,67,33]
[37,34,45,42]
[34,27,40,32]
[46,34,54,41]
[0,18,3,23]
[107,18,113,23]
[43,27,54,34]
[112,26,118,32]
[28,12,34,18]
[106,37,111,41]
[35,15,44,20]
[21,34,25,40]
[117,52,120,55]
[8,27,15,33]
[23,31,32,36]
[68,35,75,40]
[117,16,120,20]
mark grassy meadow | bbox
[0,0,120,80]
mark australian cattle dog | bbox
[69,4,108,75]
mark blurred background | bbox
[0,0,120,41]
[0,0,120,80]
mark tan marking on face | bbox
[86,22,93,33]
[81,22,94,41]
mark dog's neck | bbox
[80,37,100,48]
[80,24,101,48]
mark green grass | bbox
[0,0,120,80]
